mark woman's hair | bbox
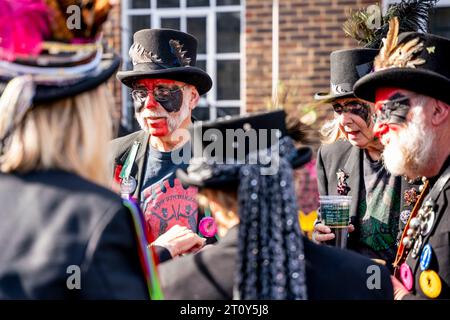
[0,84,113,186]
[320,117,345,144]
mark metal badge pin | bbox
[121,176,137,196]
[421,210,435,236]
[411,234,423,259]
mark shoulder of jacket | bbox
[318,139,354,161]
[109,130,147,162]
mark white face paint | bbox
[382,103,436,178]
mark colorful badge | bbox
[400,263,414,291]
[419,270,442,299]
[420,244,432,271]
[199,216,218,238]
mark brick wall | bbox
[103,3,122,135]
[246,0,375,114]
[245,0,376,215]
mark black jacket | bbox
[403,158,450,300]
[0,170,148,299]
[316,139,420,264]
[159,225,394,300]
[109,130,150,200]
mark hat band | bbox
[133,62,192,72]
[331,83,352,94]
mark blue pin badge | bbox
[420,244,433,271]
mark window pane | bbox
[187,17,207,54]
[217,0,240,5]
[157,0,179,8]
[129,15,151,43]
[161,18,180,30]
[217,60,240,100]
[216,107,240,118]
[196,59,206,72]
[192,107,210,121]
[187,0,209,6]
[217,12,240,53]
[131,0,150,8]
[429,8,450,39]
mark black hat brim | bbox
[117,66,212,96]
[313,91,355,102]
[354,68,450,106]
[32,54,121,104]
[176,146,313,189]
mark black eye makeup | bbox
[375,93,412,125]
[332,101,371,122]
[131,85,186,113]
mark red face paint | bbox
[136,79,182,137]
[374,87,405,142]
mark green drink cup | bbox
[319,195,352,249]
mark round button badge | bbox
[400,263,414,291]
[419,270,442,299]
[420,244,432,271]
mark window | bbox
[121,0,244,131]
[429,6,450,38]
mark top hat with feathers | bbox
[315,0,438,102]
[116,28,212,96]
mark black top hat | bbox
[117,29,212,96]
[354,32,450,106]
[314,48,379,101]
[176,110,312,188]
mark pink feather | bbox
[0,0,50,61]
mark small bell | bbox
[406,228,414,237]
[410,217,420,229]
[403,236,412,249]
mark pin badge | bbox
[400,210,411,225]
[420,244,432,271]
[419,270,442,299]
[199,216,218,238]
[400,263,414,291]
[421,210,435,236]
[411,234,423,259]
[121,176,137,196]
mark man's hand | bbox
[391,275,410,300]
[151,225,206,258]
[312,222,355,244]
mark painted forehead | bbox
[135,79,186,87]
[375,87,415,101]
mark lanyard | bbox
[119,141,140,180]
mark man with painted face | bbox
[354,19,450,299]
[313,47,421,268]
[110,29,213,261]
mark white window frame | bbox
[120,0,245,128]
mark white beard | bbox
[137,103,191,133]
[382,108,435,178]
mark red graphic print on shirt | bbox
[141,178,198,240]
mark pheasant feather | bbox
[374,18,425,71]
